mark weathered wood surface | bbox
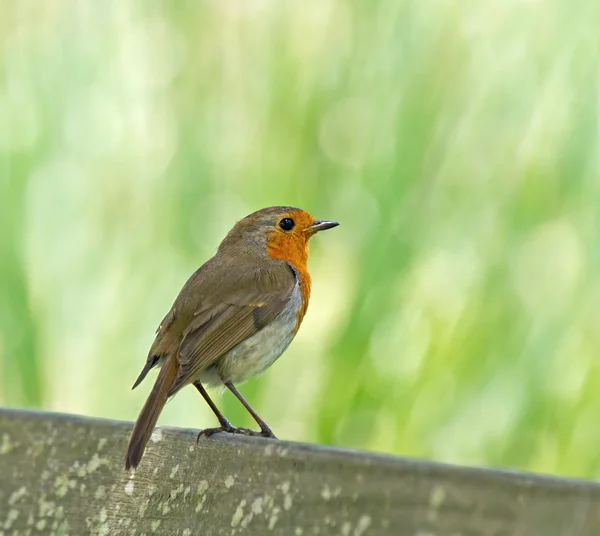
[1,409,599,536]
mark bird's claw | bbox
[196,425,278,442]
[258,428,278,439]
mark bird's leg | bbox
[225,381,278,439]
[194,382,234,431]
[193,382,258,440]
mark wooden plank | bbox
[0,408,599,535]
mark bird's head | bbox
[218,206,339,270]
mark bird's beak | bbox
[309,220,339,234]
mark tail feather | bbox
[131,355,160,390]
[125,357,177,470]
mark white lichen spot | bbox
[5,508,19,529]
[279,480,293,511]
[241,511,254,529]
[97,438,107,451]
[162,503,171,515]
[224,475,235,489]
[427,485,446,522]
[184,486,191,499]
[38,497,56,517]
[87,454,107,473]
[36,519,47,531]
[264,444,275,456]
[54,475,75,497]
[170,464,180,478]
[153,467,159,475]
[354,515,371,536]
[195,480,209,512]
[195,495,207,513]
[9,486,27,505]
[124,480,135,495]
[151,429,163,442]
[170,484,184,500]
[231,499,246,527]
[182,529,192,536]
[75,462,87,478]
[295,528,304,535]
[151,520,161,531]
[341,522,352,536]
[268,506,280,530]
[263,493,274,509]
[321,485,332,501]
[0,433,14,454]
[251,497,263,515]
[188,445,195,452]
[430,485,446,508]
[99,507,108,523]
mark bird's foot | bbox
[256,426,278,439]
[196,423,278,442]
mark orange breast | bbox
[267,233,312,331]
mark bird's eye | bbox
[279,218,295,231]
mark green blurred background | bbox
[2,1,600,479]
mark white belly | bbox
[199,282,302,386]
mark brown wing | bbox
[167,262,296,395]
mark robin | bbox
[125,206,339,470]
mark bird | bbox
[124,206,339,470]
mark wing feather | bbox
[167,262,296,395]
